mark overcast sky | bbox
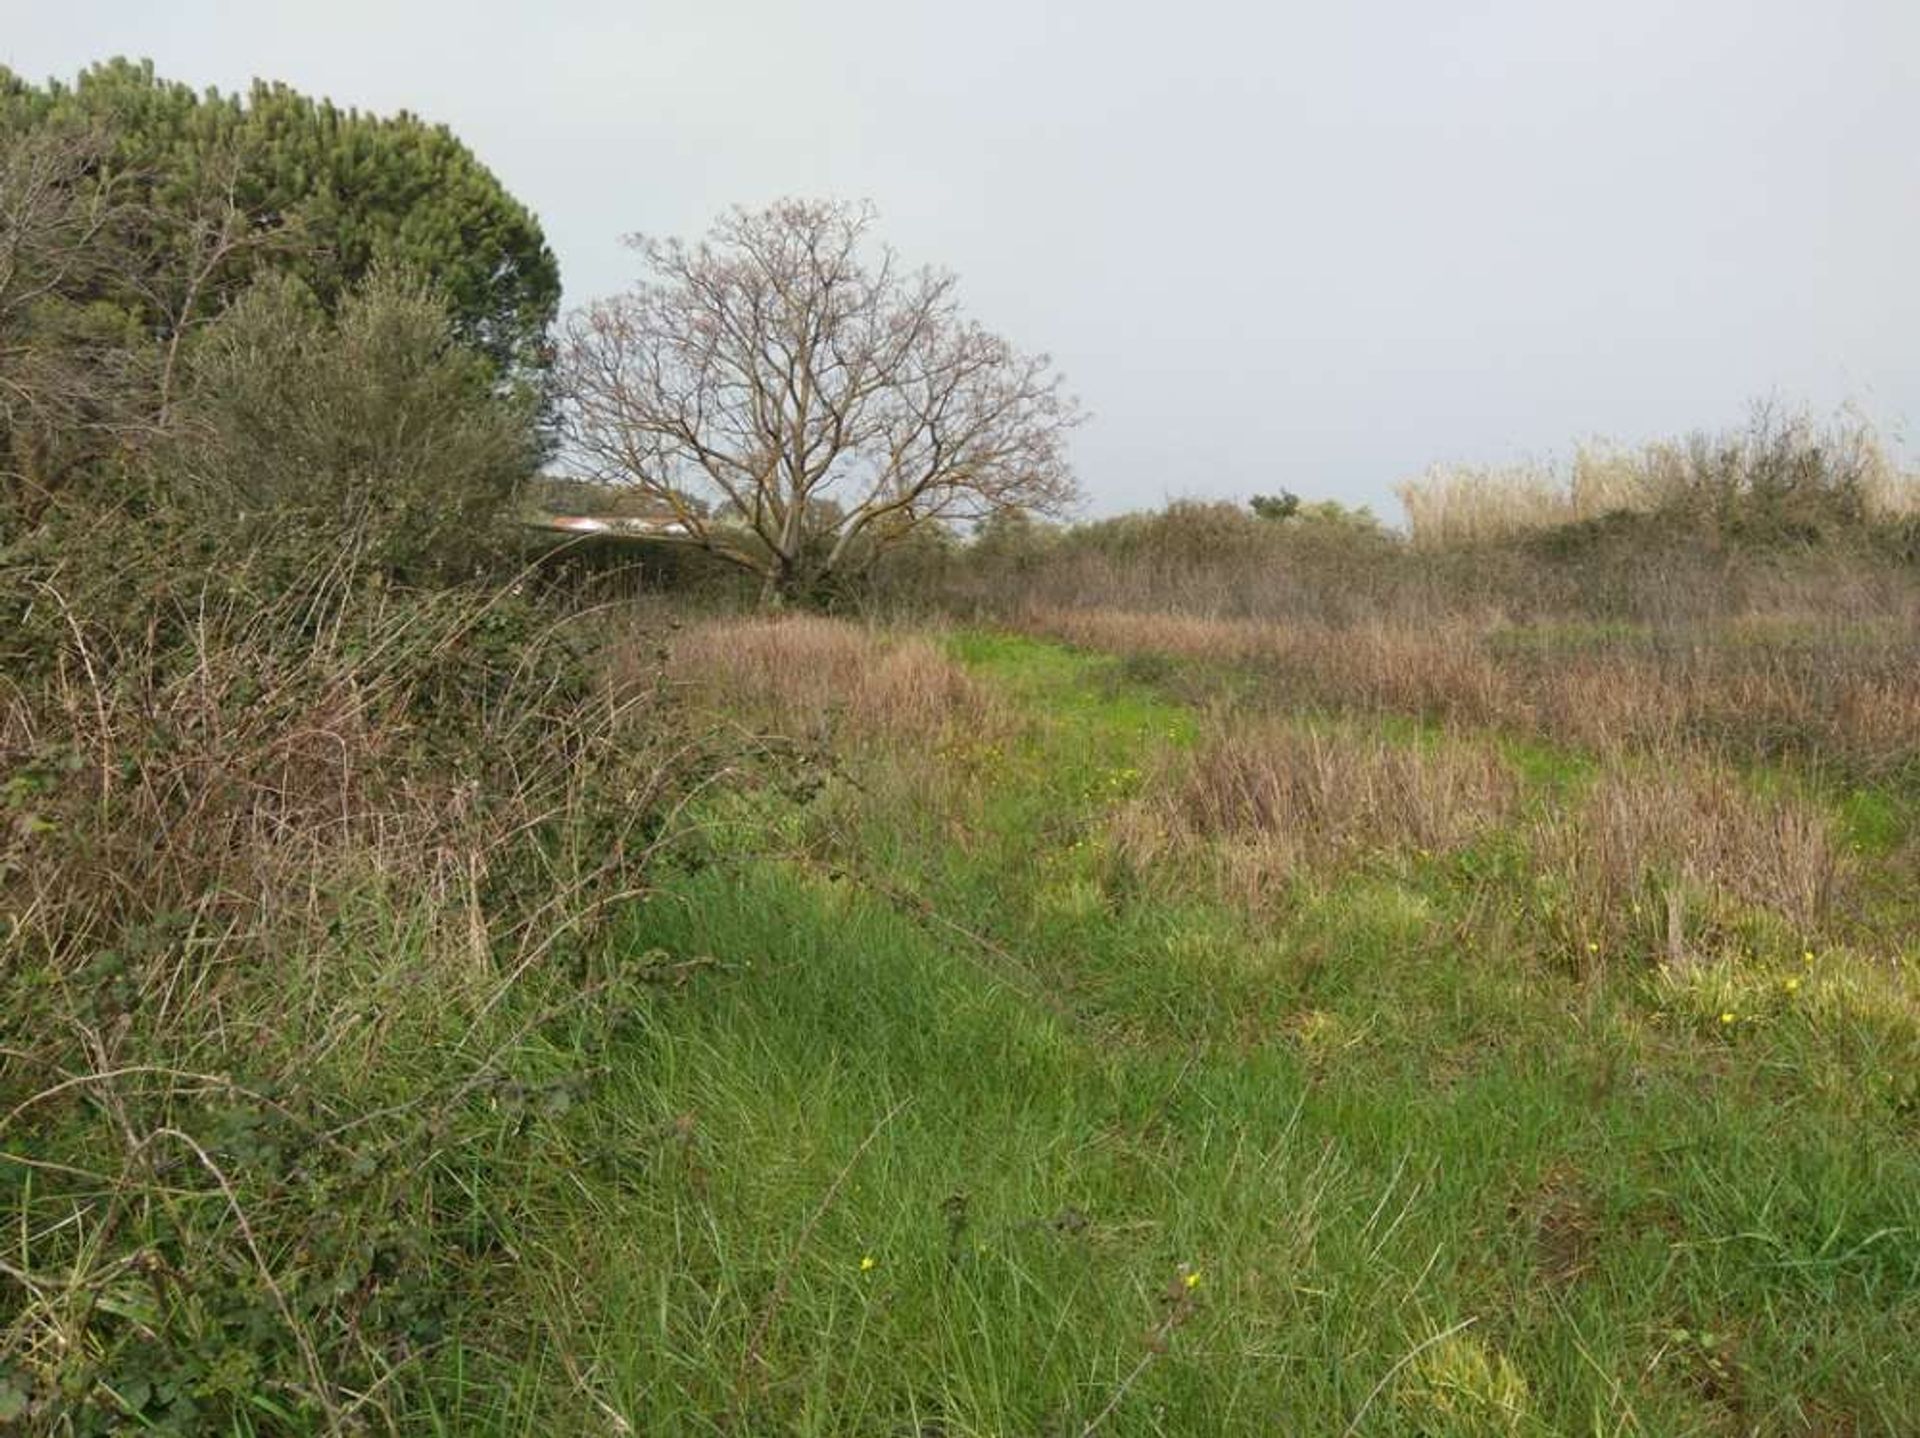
[6,1,1917,518]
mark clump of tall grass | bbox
[665,613,1006,743]
[1112,718,1519,902]
[1532,758,1853,965]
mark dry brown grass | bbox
[1028,608,1512,722]
[1534,759,1852,964]
[1017,607,1920,785]
[1108,705,1852,966]
[1112,718,1519,904]
[665,613,1006,743]
[3,579,676,988]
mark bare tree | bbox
[560,199,1081,602]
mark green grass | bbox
[490,630,1918,1435]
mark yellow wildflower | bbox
[1719,1012,1737,1026]
[1183,1269,1202,1290]
[860,1255,877,1272]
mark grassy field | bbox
[9,82,1920,1430]
[492,614,1919,1436]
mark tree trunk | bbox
[758,565,786,610]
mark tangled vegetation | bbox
[2,540,697,1431]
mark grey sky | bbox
[6,0,1917,519]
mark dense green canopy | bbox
[0,57,559,375]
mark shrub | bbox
[155,268,537,583]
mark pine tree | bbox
[1,58,559,377]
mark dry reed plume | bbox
[1397,415,1919,549]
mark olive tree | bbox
[560,199,1081,602]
